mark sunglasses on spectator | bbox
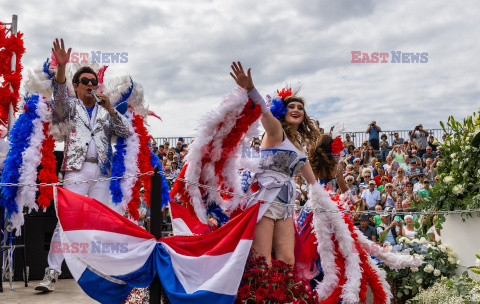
[398,170,404,173]
[77,77,98,86]
[386,186,392,188]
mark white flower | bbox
[438,245,447,253]
[416,278,422,284]
[419,237,427,243]
[452,185,465,195]
[475,258,480,268]
[412,267,419,272]
[450,153,457,159]
[477,169,480,176]
[457,260,462,265]
[444,176,454,184]
[448,256,457,264]
[434,269,441,276]
[424,264,434,273]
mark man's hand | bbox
[230,61,254,91]
[95,93,115,115]
[52,38,71,65]
[52,38,71,84]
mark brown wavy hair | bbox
[309,134,337,180]
[279,96,320,147]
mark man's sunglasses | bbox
[77,77,98,86]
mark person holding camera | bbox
[377,213,402,246]
[410,124,429,155]
[366,120,382,150]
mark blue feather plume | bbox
[0,94,40,217]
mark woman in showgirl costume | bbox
[230,61,319,266]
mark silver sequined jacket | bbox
[52,80,134,175]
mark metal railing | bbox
[152,137,194,147]
[152,129,446,149]
[341,128,445,148]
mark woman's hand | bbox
[230,61,254,91]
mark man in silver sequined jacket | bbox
[36,38,133,292]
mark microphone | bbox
[91,90,102,105]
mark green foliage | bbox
[382,238,458,298]
[421,111,480,218]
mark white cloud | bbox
[2,0,480,138]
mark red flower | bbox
[256,288,268,299]
[277,87,293,100]
[331,137,344,156]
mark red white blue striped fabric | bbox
[55,187,259,304]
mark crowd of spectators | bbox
[294,122,444,248]
[137,124,443,245]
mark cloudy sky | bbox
[3,0,480,138]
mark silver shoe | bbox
[35,269,60,292]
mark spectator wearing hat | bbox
[366,121,382,150]
[361,180,381,209]
[356,214,377,242]
[377,213,401,246]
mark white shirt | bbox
[361,188,381,208]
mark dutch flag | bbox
[55,187,260,304]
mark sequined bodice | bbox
[258,137,307,176]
